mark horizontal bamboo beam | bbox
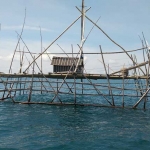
[110,61,149,75]
[16,47,147,55]
[1,88,149,97]
[0,73,149,79]
[0,86,143,92]
[13,101,144,110]
[0,80,144,85]
[0,96,13,100]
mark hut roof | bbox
[51,57,82,66]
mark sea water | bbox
[0,78,150,149]
[0,101,150,150]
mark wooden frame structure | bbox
[0,0,150,110]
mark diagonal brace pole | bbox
[133,88,150,109]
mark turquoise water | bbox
[0,101,150,150]
[0,78,150,149]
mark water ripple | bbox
[0,102,150,149]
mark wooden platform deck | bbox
[0,73,149,80]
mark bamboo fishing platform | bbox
[0,73,150,79]
[0,0,150,109]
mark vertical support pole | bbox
[135,55,145,98]
[41,77,43,94]
[2,78,7,99]
[19,48,22,94]
[19,49,21,73]
[143,48,148,75]
[108,63,110,96]
[81,0,85,73]
[122,65,125,108]
[28,56,35,102]
[23,78,26,95]
[20,49,24,74]
[40,27,43,94]
[144,53,150,109]
[81,78,83,94]
[57,78,58,94]
[19,77,21,95]
[131,55,139,97]
[9,9,26,74]
[13,77,18,97]
[74,75,76,105]
[74,0,85,73]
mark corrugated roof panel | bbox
[51,57,82,66]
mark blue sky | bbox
[0,0,150,73]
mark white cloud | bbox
[2,25,52,32]
[108,59,116,64]
[0,53,20,61]
[41,54,53,61]
[25,25,52,32]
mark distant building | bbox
[51,56,83,73]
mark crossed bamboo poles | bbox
[0,1,150,109]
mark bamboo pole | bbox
[108,64,111,95]
[16,32,61,101]
[3,47,24,98]
[56,44,75,93]
[100,45,115,106]
[19,50,24,74]
[83,68,113,106]
[133,88,150,108]
[28,56,35,102]
[142,44,148,75]
[131,55,139,97]
[23,15,82,73]
[1,80,147,91]
[0,76,15,103]
[142,32,149,54]
[144,54,150,109]
[110,61,149,75]
[134,55,144,97]
[74,75,76,104]
[40,26,43,94]
[50,44,82,103]
[122,65,125,108]
[2,76,17,100]
[9,9,26,73]
[76,7,145,75]
[15,47,149,55]
[83,17,101,46]
[24,52,48,92]
[57,78,58,94]
[13,77,19,97]
[0,88,149,97]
